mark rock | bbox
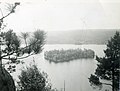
[0,67,16,91]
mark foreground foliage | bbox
[0,2,20,91]
[44,49,95,62]
[89,32,120,91]
[0,2,46,91]
[18,64,57,91]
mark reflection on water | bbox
[12,44,112,91]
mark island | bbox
[44,48,95,63]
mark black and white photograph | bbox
[0,0,119,91]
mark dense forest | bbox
[44,49,95,62]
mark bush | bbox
[17,64,53,91]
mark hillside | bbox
[46,29,120,44]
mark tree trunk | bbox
[25,39,27,47]
[112,63,115,91]
[0,60,16,91]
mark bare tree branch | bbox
[102,82,112,86]
[1,39,39,58]
[17,53,34,59]
[3,53,34,60]
[0,3,20,21]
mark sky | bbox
[0,0,120,32]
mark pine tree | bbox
[0,3,46,91]
[89,31,120,91]
[18,64,51,91]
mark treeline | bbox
[46,30,119,44]
[44,49,95,63]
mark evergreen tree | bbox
[18,64,52,91]
[89,31,120,91]
[0,3,46,91]
[20,32,29,47]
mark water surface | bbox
[13,44,112,91]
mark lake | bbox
[12,44,112,91]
